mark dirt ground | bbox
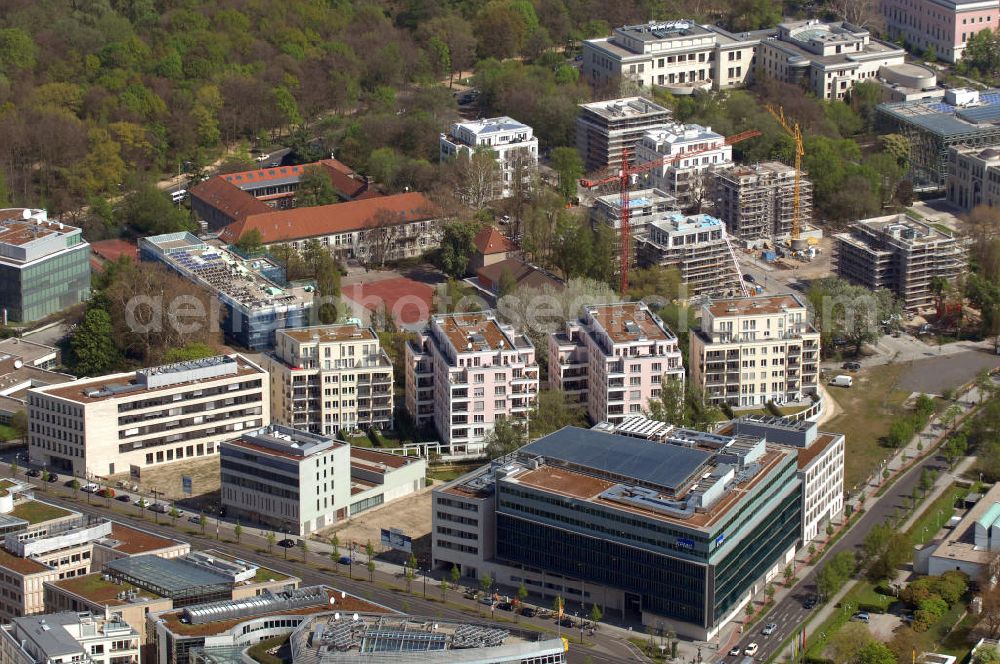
[107,456,221,508]
[313,485,435,565]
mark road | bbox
[728,446,954,662]
[6,469,642,664]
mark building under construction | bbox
[713,162,813,246]
[576,96,672,173]
[637,212,744,296]
[834,213,967,311]
[591,188,677,274]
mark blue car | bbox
[338,556,352,565]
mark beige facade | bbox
[947,145,1000,211]
[0,611,140,664]
[266,324,393,436]
[27,355,268,478]
[690,294,820,408]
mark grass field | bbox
[905,485,966,547]
[824,364,912,491]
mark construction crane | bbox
[766,105,805,246]
[581,129,762,293]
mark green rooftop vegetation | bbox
[10,501,72,524]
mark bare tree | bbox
[827,0,884,30]
[505,146,537,236]
[364,209,404,268]
[454,147,500,208]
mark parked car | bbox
[803,596,818,609]
[116,494,131,502]
[745,643,759,656]
[188,515,202,524]
[480,596,495,607]
[842,361,862,371]
[854,612,870,623]
[743,273,756,283]
[96,488,115,499]
[338,556,353,565]
[557,617,574,627]
[762,623,777,636]
[46,473,58,483]
[520,607,537,618]
[496,602,513,611]
[830,375,854,388]
[82,483,99,492]
[148,503,169,513]
[278,538,296,548]
[134,498,149,508]
[730,647,742,656]
[25,469,40,477]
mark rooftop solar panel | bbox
[520,427,712,491]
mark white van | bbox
[170,189,187,204]
[830,375,853,388]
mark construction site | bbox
[713,161,819,247]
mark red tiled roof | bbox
[90,239,138,263]
[318,159,382,200]
[218,192,439,245]
[477,258,564,292]
[474,227,514,255]
[190,177,272,223]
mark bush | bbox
[367,428,385,447]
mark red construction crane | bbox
[581,129,762,293]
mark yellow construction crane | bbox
[767,105,806,248]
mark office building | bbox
[757,20,905,100]
[636,213,744,297]
[45,574,173,644]
[0,208,90,324]
[689,294,821,408]
[591,188,677,271]
[581,21,768,95]
[440,117,539,199]
[920,482,1000,577]
[139,233,313,350]
[576,97,671,173]
[877,88,1000,191]
[947,144,1000,211]
[148,587,388,664]
[404,312,539,457]
[0,338,58,371]
[28,354,268,477]
[0,611,140,664]
[635,124,733,209]
[432,426,802,639]
[548,302,685,424]
[714,162,814,245]
[834,213,968,311]
[882,0,999,63]
[266,323,393,436]
[0,348,73,425]
[220,425,425,535]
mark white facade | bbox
[635,124,733,209]
[0,612,139,664]
[440,117,538,199]
[28,355,268,478]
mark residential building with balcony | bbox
[404,312,539,457]
[634,123,733,209]
[690,294,821,408]
[220,424,424,535]
[581,22,768,98]
[266,323,393,436]
[591,188,677,272]
[882,0,999,63]
[636,213,744,297]
[834,213,968,311]
[440,117,538,199]
[548,302,685,425]
[0,611,140,664]
[27,355,268,478]
[575,97,672,173]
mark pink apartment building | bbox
[548,302,685,426]
[405,311,539,456]
[882,0,999,62]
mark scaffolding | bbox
[714,162,813,243]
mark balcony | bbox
[449,371,469,386]
[607,362,625,377]
[608,391,625,403]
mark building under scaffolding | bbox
[591,188,677,274]
[713,162,813,246]
[636,212,744,296]
[876,89,1000,191]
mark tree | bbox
[765,583,776,604]
[9,461,17,477]
[817,551,856,598]
[485,417,527,459]
[169,507,180,526]
[436,220,479,278]
[120,184,193,235]
[862,522,911,581]
[627,266,682,303]
[9,411,25,442]
[827,0,883,29]
[453,147,500,208]
[295,165,338,207]
[233,521,242,543]
[807,278,900,356]
[405,554,417,593]
[517,583,528,610]
[265,531,276,553]
[198,513,207,534]
[975,647,1000,664]
[530,390,585,438]
[830,622,874,664]
[70,479,80,494]
[366,560,376,582]
[301,538,309,562]
[479,573,492,599]
[856,641,896,664]
[234,228,263,255]
[589,603,603,625]
[69,309,123,376]
[550,147,582,200]
[783,564,794,585]
[363,210,405,269]
[439,578,449,601]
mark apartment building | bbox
[0,612,140,664]
[220,424,424,535]
[582,21,767,96]
[636,213,744,297]
[28,355,268,477]
[0,209,90,324]
[635,123,733,210]
[576,97,672,173]
[714,162,814,245]
[947,145,1000,211]
[834,213,968,311]
[591,188,677,271]
[432,426,801,639]
[266,323,393,436]
[548,302,685,425]
[757,20,906,100]
[404,312,539,456]
[690,294,821,408]
[882,0,999,63]
[440,117,538,199]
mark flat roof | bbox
[931,483,1000,565]
[279,324,376,344]
[519,427,712,492]
[452,116,530,134]
[705,294,807,318]
[0,338,57,364]
[9,500,73,525]
[616,19,713,41]
[350,447,411,470]
[225,425,343,460]
[879,90,1000,137]
[106,555,231,594]
[0,546,48,574]
[51,573,163,605]
[850,213,957,243]
[585,302,675,344]
[102,523,183,555]
[579,96,670,119]
[435,312,510,352]
[0,216,78,248]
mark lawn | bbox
[10,500,71,524]
[426,463,481,483]
[803,582,896,660]
[246,635,288,664]
[824,363,912,491]
[905,485,966,547]
[254,566,288,583]
[0,424,20,441]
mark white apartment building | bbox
[220,425,425,535]
[27,355,268,478]
[690,294,821,408]
[440,117,538,199]
[582,21,767,95]
[548,302,685,425]
[266,324,393,437]
[635,123,733,209]
[0,611,140,664]
[404,312,539,457]
[757,20,906,100]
